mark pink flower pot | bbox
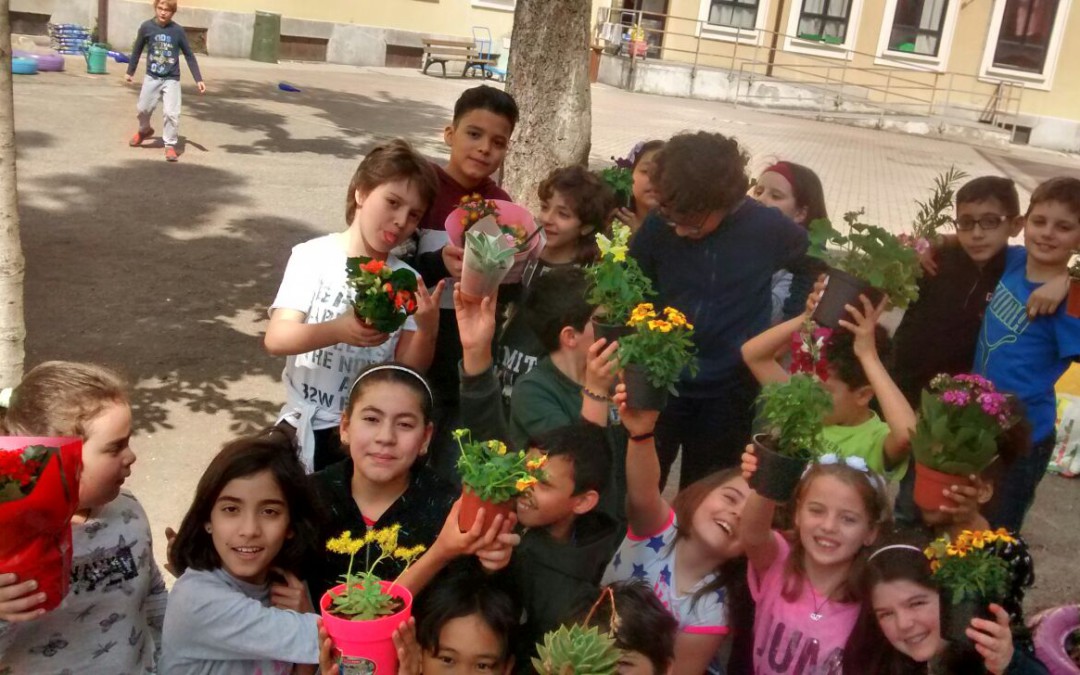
[320,581,413,674]
[445,200,542,284]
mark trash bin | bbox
[250,11,281,64]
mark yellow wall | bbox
[658,0,1080,121]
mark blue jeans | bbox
[985,434,1055,533]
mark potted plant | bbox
[0,437,83,613]
[453,428,547,532]
[617,303,697,411]
[750,374,833,501]
[320,526,426,675]
[924,529,1018,656]
[345,257,419,333]
[808,209,922,328]
[446,196,544,284]
[532,624,620,675]
[910,373,1017,512]
[908,167,968,247]
[460,223,519,303]
[585,223,655,342]
[1067,258,1080,318]
[599,153,634,209]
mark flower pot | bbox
[749,434,808,502]
[592,319,633,344]
[0,437,83,613]
[623,364,669,411]
[912,462,972,512]
[445,200,544,285]
[812,268,885,329]
[940,594,994,667]
[1068,278,1080,319]
[320,580,413,675]
[459,256,513,303]
[458,488,515,533]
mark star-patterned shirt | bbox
[601,509,729,636]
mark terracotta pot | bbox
[623,363,669,411]
[320,580,413,674]
[1068,278,1080,318]
[458,488,515,532]
[913,462,972,512]
[592,319,633,344]
[812,268,885,329]
[749,434,809,502]
[0,437,83,613]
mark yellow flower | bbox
[663,307,688,327]
[628,303,656,326]
[516,476,538,492]
[326,531,352,555]
[487,440,508,456]
[526,455,548,471]
[647,319,673,333]
[686,322,694,331]
[452,429,468,440]
[930,560,940,573]
[970,532,988,549]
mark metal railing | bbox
[594,6,1025,136]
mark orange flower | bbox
[361,259,386,275]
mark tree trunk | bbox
[503,0,592,211]
[0,0,26,386]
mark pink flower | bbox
[978,392,1007,416]
[941,389,971,406]
[914,238,931,255]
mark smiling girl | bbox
[162,434,324,674]
[265,139,444,473]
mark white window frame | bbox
[697,0,771,44]
[782,0,866,60]
[872,0,961,71]
[977,0,1072,90]
[471,0,516,12]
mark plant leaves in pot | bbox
[453,429,547,532]
[750,374,833,502]
[909,373,1017,512]
[320,527,426,674]
[460,219,517,303]
[585,222,655,334]
[807,210,922,329]
[617,304,697,412]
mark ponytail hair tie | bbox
[0,387,13,409]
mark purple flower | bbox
[941,389,971,406]
[978,392,1007,416]
[915,237,931,255]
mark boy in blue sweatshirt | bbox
[125,0,206,162]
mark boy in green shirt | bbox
[741,291,916,479]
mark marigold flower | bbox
[526,455,548,471]
[647,319,673,333]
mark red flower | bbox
[0,449,40,488]
[360,260,386,275]
[394,290,417,313]
[383,282,394,293]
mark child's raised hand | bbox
[1027,273,1068,318]
[270,568,314,614]
[335,311,391,348]
[613,207,641,233]
[318,619,341,675]
[740,445,759,482]
[454,288,497,354]
[442,243,465,280]
[804,274,827,317]
[837,293,888,358]
[392,617,422,675]
[413,280,444,335]
[0,572,47,622]
[474,513,521,573]
[967,603,1015,674]
[937,474,989,526]
[584,338,619,395]
[433,499,508,561]
[613,383,659,437]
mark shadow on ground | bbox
[20,159,320,434]
[184,79,450,158]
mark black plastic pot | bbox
[940,595,994,670]
[749,434,809,502]
[812,268,885,329]
[623,364,669,411]
[592,319,633,344]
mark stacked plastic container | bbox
[48,24,92,55]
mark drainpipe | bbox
[766,0,786,77]
[97,0,109,44]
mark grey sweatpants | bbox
[136,76,182,146]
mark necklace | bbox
[808,586,832,621]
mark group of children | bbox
[3,29,1080,675]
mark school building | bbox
[17,0,1080,151]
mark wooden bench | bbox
[421,38,497,78]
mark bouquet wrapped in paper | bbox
[346,257,419,333]
[0,437,83,612]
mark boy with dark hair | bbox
[410,84,519,480]
[125,0,206,162]
[630,131,818,489]
[976,176,1080,531]
[742,293,917,479]
[451,289,622,657]
[583,581,678,675]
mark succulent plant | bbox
[532,624,619,675]
[464,230,516,274]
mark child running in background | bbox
[603,384,750,675]
[265,139,442,473]
[0,362,167,673]
[748,161,829,324]
[738,450,892,673]
[161,434,323,674]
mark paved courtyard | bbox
[12,54,1080,611]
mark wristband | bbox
[582,387,609,402]
[630,432,655,443]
